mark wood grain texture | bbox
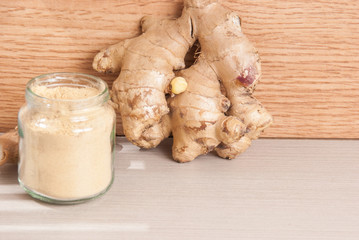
[0,0,358,138]
[1,138,359,239]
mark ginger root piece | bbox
[93,8,195,149]
[184,0,273,160]
[0,129,19,166]
[169,57,245,162]
[170,77,188,94]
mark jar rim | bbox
[26,72,110,107]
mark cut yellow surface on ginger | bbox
[170,77,188,94]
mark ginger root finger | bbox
[0,129,19,166]
[215,136,251,160]
[228,93,273,139]
[93,9,195,149]
[217,116,245,145]
[93,41,126,74]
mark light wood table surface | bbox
[1,137,359,239]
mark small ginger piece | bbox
[0,129,19,166]
[170,77,188,94]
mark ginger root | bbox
[93,0,272,162]
[0,129,19,166]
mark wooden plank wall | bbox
[0,0,358,138]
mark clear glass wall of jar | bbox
[18,73,116,204]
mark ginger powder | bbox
[18,73,116,204]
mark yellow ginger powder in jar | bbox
[18,73,116,204]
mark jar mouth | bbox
[26,72,109,108]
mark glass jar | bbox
[18,73,116,204]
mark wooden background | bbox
[0,0,358,138]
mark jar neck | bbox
[25,73,110,110]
